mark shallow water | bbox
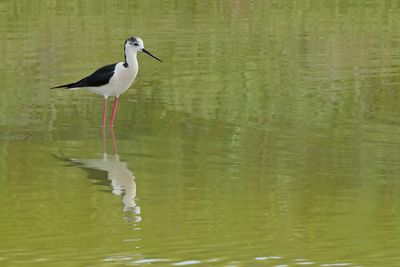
[1,1,400,266]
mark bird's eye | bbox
[133,43,139,46]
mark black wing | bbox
[52,63,117,89]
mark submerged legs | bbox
[102,96,108,128]
[110,126,118,154]
[101,126,118,154]
[110,96,119,128]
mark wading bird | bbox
[52,37,162,127]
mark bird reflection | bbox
[55,128,140,218]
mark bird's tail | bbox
[51,82,79,89]
[51,77,86,89]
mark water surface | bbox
[1,1,400,266]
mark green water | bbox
[1,1,400,266]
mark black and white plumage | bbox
[52,63,117,90]
[52,36,162,127]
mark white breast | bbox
[87,62,138,97]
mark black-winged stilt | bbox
[52,37,162,127]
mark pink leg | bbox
[110,96,119,128]
[102,96,108,128]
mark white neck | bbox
[124,48,138,69]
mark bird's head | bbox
[125,36,162,62]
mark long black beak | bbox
[142,48,163,62]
